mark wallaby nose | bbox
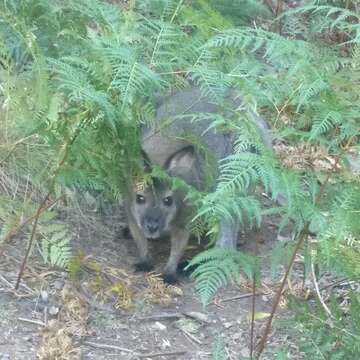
[143,208,163,236]
[147,222,159,234]
[145,219,159,234]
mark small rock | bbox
[53,279,64,290]
[40,290,49,302]
[49,305,59,316]
[224,322,234,329]
[240,348,250,357]
[153,321,167,331]
[261,295,269,302]
[161,338,171,349]
[184,311,211,323]
[23,335,32,342]
[176,318,200,334]
[277,234,290,242]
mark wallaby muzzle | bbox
[142,207,165,239]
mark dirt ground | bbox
[0,196,300,360]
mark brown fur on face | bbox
[130,179,181,239]
[125,147,195,283]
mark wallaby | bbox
[124,87,271,283]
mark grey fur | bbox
[125,87,271,283]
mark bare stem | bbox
[15,191,51,290]
[2,196,61,244]
[256,153,342,358]
[15,125,82,289]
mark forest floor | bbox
[0,193,303,360]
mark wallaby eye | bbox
[136,194,145,204]
[163,196,173,206]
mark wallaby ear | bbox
[165,146,195,178]
[141,150,152,173]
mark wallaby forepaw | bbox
[177,260,195,277]
[135,261,153,272]
[122,226,132,239]
[161,273,178,284]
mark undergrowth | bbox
[0,0,359,358]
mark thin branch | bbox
[250,273,256,359]
[15,191,51,290]
[250,236,260,359]
[256,153,343,358]
[311,258,333,320]
[307,313,360,341]
[169,0,184,24]
[0,134,37,166]
[1,196,61,244]
[15,124,82,290]
[256,229,308,357]
[262,0,276,14]
[275,0,284,34]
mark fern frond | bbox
[296,77,328,112]
[310,109,342,140]
[189,66,230,103]
[111,60,162,110]
[218,152,260,193]
[211,336,225,360]
[161,0,184,23]
[286,4,360,36]
[188,247,257,305]
[38,223,72,268]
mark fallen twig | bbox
[320,278,357,291]
[83,341,186,359]
[138,312,182,321]
[182,311,211,324]
[181,328,202,345]
[83,341,135,354]
[18,317,46,327]
[139,311,211,324]
[221,292,263,303]
[0,274,14,288]
[0,274,34,296]
[138,350,187,358]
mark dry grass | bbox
[37,283,88,360]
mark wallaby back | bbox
[142,88,270,167]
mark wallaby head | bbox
[128,146,195,240]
